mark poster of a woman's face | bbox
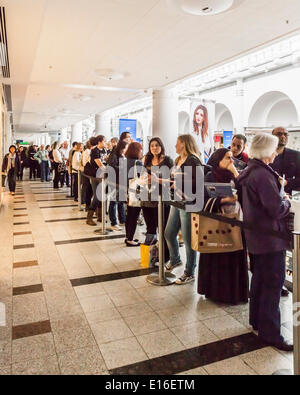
[193,105,209,144]
[191,103,214,163]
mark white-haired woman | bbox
[238,133,292,351]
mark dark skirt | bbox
[198,249,249,305]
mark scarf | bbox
[7,153,16,172]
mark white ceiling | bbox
[2,0,300,134]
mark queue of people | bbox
[2,126,298,353]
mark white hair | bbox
[249,133,279,160]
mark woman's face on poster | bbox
[195,109,204,126]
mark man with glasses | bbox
[270,127,300,195]
[270,126,300,297]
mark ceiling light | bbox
[73,94,94,102]
[166,0,244,16]
[95,68,126,81]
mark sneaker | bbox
[175,273,195,285]
[165,261,182,272]
[109,225,122,231]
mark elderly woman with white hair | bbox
[238,133,292,352]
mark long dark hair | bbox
[207,148,234,183]
[144,137,166,168]
[114,140,128,157]
[193,105,209,144]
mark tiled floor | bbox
[0,179,295,375]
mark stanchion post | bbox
[293,232,300,375]
[273,231,300,376]
[94,178,109,235]
[78,170,83,211]
[66,165,73,198]
[147,196,176,286]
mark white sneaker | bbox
[109,225,122,231]
[175,273,195,285]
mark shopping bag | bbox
[191,198,243,253]
[128,161,141,207]
[140,243,159,268]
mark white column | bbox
[95,114,101,134]
[45,134,51,146]
[95,113,111,140]
[71,122,83,143]
[152,88,178,159]
[235,79,245,134]
[59,128,68,144]
[4,114,12,152]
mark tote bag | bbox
[191,198,243,253]
[128,161,141,207]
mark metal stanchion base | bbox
[146,272,177,286]
[272,369,293,375]
[94,229,110,235]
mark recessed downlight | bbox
[167,0,244,16]
[95,68,127,81]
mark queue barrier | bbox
[77,171,299,374]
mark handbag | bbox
[128,161,141,207]
[191,198,244,253]
[58,161,67,174]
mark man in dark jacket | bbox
[238,133,292,352]
[270,127,300,296]
[230,134,249,171]
[270,127,300,195]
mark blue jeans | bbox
[41,161,49,182]
[109,201,126,226]
[250,250,286,343]
[164,206,197,276]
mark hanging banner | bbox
[119,119,137,141]
[190,99,215,164]
[223,131,233,149]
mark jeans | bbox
[250,250,286,343]
[164,206,197,276]
[73,172,79,200]
[90,178,102,211]
[41,161,49,182]
[109,201,126,226]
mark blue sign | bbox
[223,131,233,149]
[119,119,137,141]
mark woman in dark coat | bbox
[28,145,38,180]
[107,140,128,230]
[141,137,174,260]
[198,148,249,305]
[238,133,292,351]
[17,146,27,181]
[2,145,21,195]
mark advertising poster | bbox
[119,119,137,141]
[190,99,215,164]
[223,131,233,149]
